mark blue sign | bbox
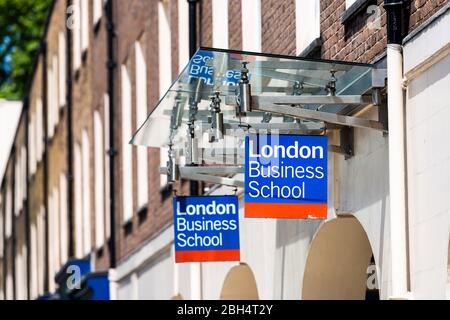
[173,195,240,263]
[245,134,328,219]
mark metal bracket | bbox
[160,166,244,188]
[253,101,387,132]
[329,127,354,159]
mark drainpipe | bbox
[188,0,198,57]
[106,0,119,299]
[384,0,409,299]
[66,0,75,259]
[188,0,200,198]
[106,0,118,299]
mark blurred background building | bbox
[0,0,449,300]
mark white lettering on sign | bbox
[249,139,324,159]
[177,232,223,248]
[176,200,237,216]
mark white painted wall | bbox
[115,226,175,300]
[137,250,174,299]
[402,9,450,300]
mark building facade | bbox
[1,0,450,300]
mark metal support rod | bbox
[254,103,387,132]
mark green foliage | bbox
[0,0,53,100]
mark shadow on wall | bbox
[302,216,379,300]
[220,263,259,300]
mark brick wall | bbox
[261,0,296,55]
[199,0,213,47]
[228,0,242,50]
[321,0,448,64]
[113,0,188,263]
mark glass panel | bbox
[131,48,374,165]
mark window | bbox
[346,0,357,9]
[5,182,12,238]
[58,31,66,108]
[121,65,133,222]
[135,41,148,208]
[47,55,59,138]
[30,220,38,298]
[47,65,54,137]
[60,173,68,263]
[49,187,61,278]
[178,0,190,70]
[81,0,89,51]
[36,97,43,162]
[82,130,91,255]
[74,143,83,257]
[52,55,59,125]
[94,111,105,248]
[93,0,103,25]
[15,243,27,299]
[103,94,111,238]
[241,0,261,52]
[212,0,229,49]
[29,114,36,175]
[21,146,26,202]
[159,1,172,187]
[158,0,172,98]
[72,0,81,70]
[14,154,21,215]
[37,205,45,295]
[160,147,169,188]
[295,0,320,55]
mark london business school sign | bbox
[173,196,240,263]
[245,134,328,219]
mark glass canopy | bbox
[131,47,374,166]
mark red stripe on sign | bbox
[245,203,327,219]
[175,249,240,263]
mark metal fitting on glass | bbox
[326,69,337,96]
[293,81,304,96]
[237,61,252,116]
[187,121,199,164]
[209,91,224,142]
[167,145,179,182]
